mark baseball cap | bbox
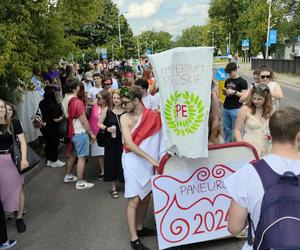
[84,71,93,81]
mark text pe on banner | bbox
[149,47,214,159]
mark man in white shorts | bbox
[120,86,164,250]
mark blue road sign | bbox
[297,35,300,43]
[269,29,277,44]
[265,41,271,48]
[146,48,153,55]
[242,39,250,48]
[215,68,227,81]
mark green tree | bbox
[74,0,134,59]
[135,30,173,56]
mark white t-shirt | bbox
[225,154,300,250]
[83,81,93,93]
[142,94,158,110]
[87,86,103,103]
[112,78,119,90]
[62,94,85,134]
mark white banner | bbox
[149,47,214,158]
[152,142,259,249]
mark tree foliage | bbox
[135,31,173,56]
[174,0,300,58]
[0,0,135,102]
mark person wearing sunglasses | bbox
[120,86,164,250]
[101,76,114,94]
[234,84,274,157]
[240,66,283,109]
[258,66,283,109]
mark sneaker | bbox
[130,239,150,250]
[50,160,65,168]
[137,227,157,237]
[97,173,104,180]
[64,174,77,183]
[46,160,52,167]
[5,212,14,220]
[15,218,26,233]
[75,181,94,190]
[56,159,65,165]
[0,240,17,249]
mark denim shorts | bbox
[72,132,90,157]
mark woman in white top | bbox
[234,84,274,157]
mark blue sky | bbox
[112,0,211,38]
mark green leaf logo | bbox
[163,91,205,136]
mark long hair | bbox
[246,84,273,119]
[5,101,17,119]
[0,98,12,134]
[98,89,111,108]
[77,81,86,105]
[43,86,57,104]
[111,89,122,110]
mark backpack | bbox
[248,159,300,250]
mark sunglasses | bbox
[260,75,271,79]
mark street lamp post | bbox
[118,14,121,48]
[137,37,140,59]
[266,0,272,59]
[118,11,128,48]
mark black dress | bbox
[103,110,124,182]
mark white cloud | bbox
[178,2,209,17]
[151,16,187,37]
[126,0,164,19]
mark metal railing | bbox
[251,59,300,75]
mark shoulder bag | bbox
[11,126,40,174]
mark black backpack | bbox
[248,159,300,250]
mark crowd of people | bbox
[1,56,299,250]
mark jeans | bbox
[72,132,90,157]
[223,108,239,142]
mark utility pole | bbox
[118,14,121,48]
[118,11,128,48]
[137,37,140,59]
[228,33,231,55]
[266,0,272,59]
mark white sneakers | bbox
[64,174,77,183]
[47,160,65,168]
[75,180,94,190]
[64,175,94,190]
